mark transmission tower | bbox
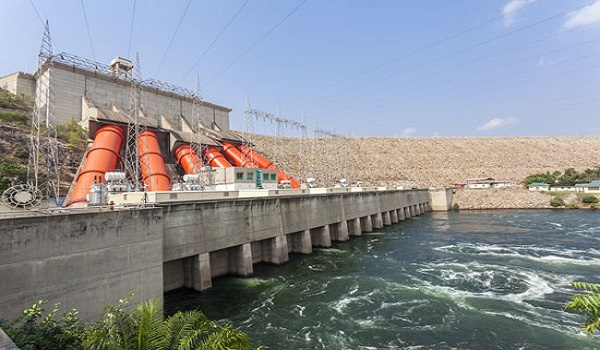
[190,74,208,186]
[314,122,342,187]
[242,93,254,162]
[28,21,61,204]
[244,104,305,175]
[124,53,146,191]
[298,114,308,183]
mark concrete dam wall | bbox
[0,188,450,321]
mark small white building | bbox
[492,181,513,189]
[575,180,600,193]
[214,167,278,191]
[549,186,579,192]
[465,177,494,189]
[528,182,550,191]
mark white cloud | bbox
[564,1,600,29]
[502,0,536,27]
[477,118,517,131]
[538,56,558,67]
[400,127,417,136]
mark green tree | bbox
[0,300,84,350]
[56,120,87,151]
[565,282,600,334]
[524,172,556,186]
[0,160,28,192]
[84,296,256,350]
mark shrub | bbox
[451,203,460,210]
[0,300,84,350]
[0,160,28,192]
[591,203,597,209]
[0,110,29,126]
[550,196,565,207]
[581,194,599,204]
[56,120,87,151]
[0,90,31,110]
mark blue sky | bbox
[1,0,598,137]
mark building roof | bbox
[466,177,494,183]
[528,182,549,186]
[36,53,231,113]
[575,180,600,187]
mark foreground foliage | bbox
[0,300,83,350]
[85,297,255,350]
[565,282,600,334]
[0,296,258,350]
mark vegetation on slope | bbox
[524,167,600,186]
[0,89,87,194]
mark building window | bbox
[271,174,277,181]
[247,173,253,180]
[236,172,243,180]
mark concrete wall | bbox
[35,64,230,129]
[0,208,164,322]
[0,72,35,96]
[0,188,438,321]
[429,188,454,211]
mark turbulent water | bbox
[166,210,600,349]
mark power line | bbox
[280,0,542,105]
[311,33,600,118]
[334,57,600,121]
[154,0,193,77]
[285,2,598,114]
[127,0,136,58]
[28,0,45,27]
[80,0,96,61]
[205,0,308,88]
[179,0,250,84]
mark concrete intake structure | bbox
[139,130,171,191]
[68,125,124,206]
[0,188,452,322]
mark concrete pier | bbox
[382,211,392,226]
[288,230,312,254]
[349,218,362,236]
[390,210,399,223]
[373,212,384,229]
[311,225,332,247]
[361,215,373,232]
[334,220,350,241]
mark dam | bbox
[1,53,451,321]
[0,188,451,321]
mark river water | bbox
[166,210,600,349]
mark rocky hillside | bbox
[238,132,600,187]
[0,90,85,194]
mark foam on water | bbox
[434,242,600,266]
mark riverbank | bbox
[453,188,597,210]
